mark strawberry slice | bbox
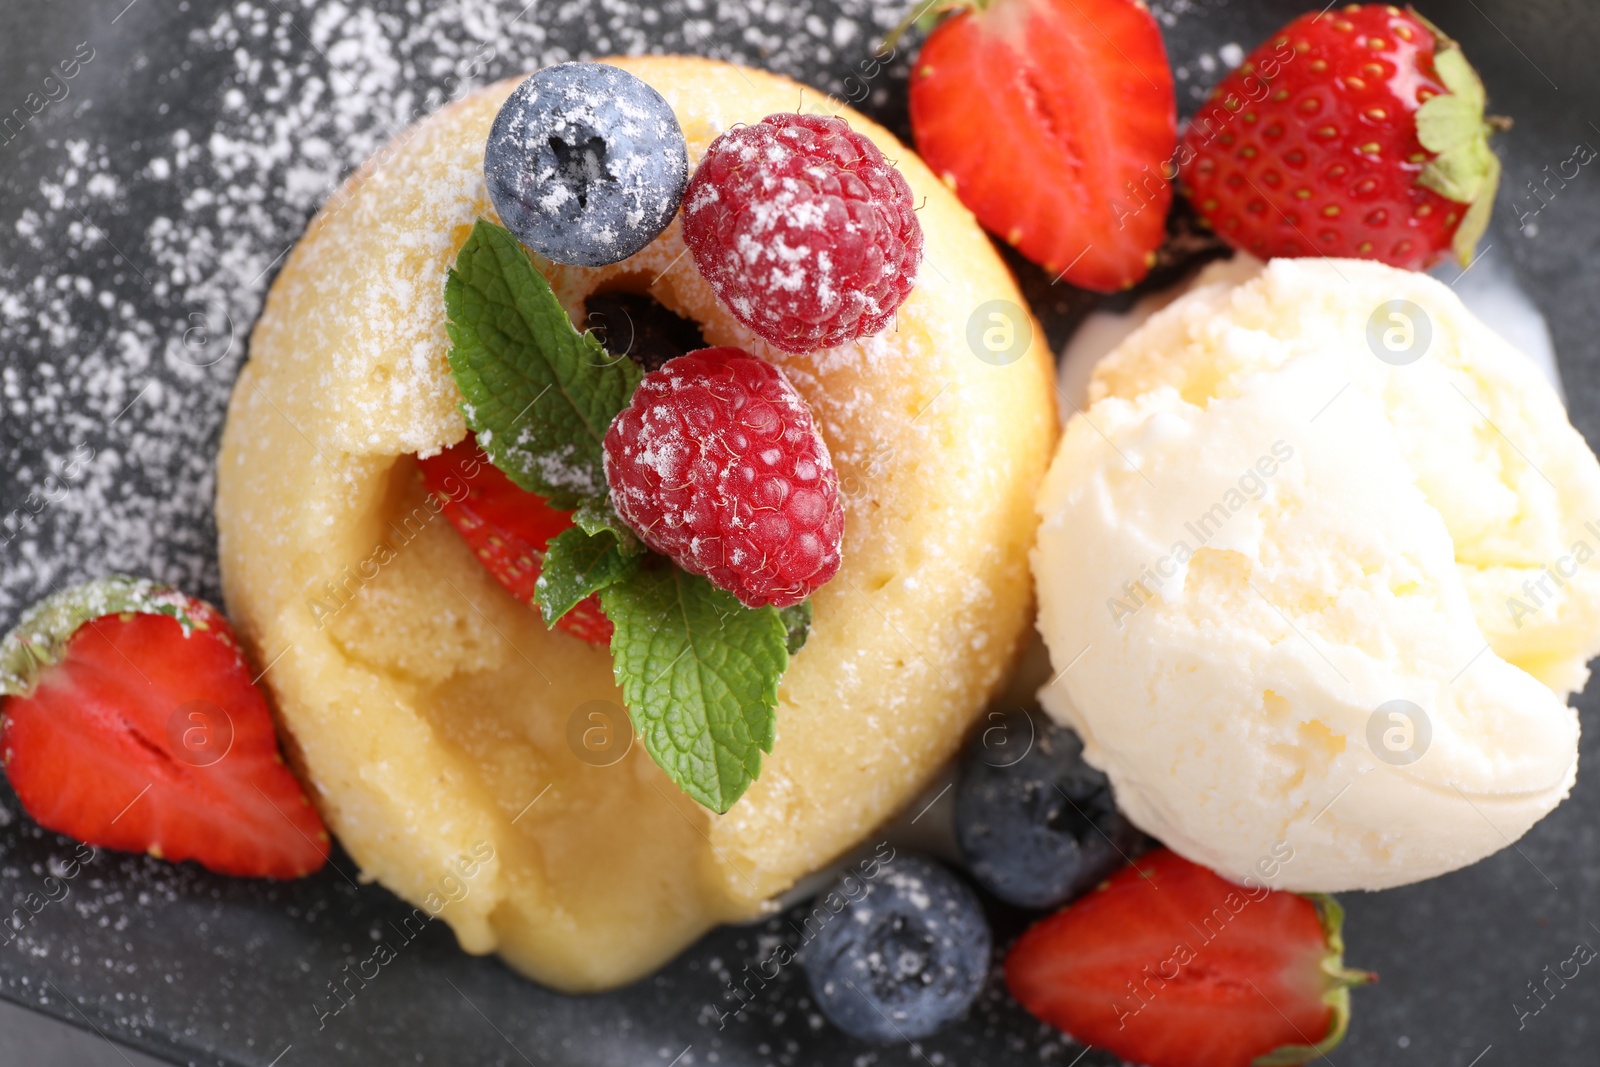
[416,439,612,644]
[906,0,1176,291]
[1006,849,1374,1067]
[0,577,329,879]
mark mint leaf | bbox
[445,219,642,508]
[573,494,643,557]
[778,601,813,656]
[534,527,640,627]
[600,567,787,812]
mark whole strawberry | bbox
[603,347,844,609]
[1179,4,1501,269]
[682,113,922,353]
[905,0,1176,292]
[1006,849,1373,1067]
[0,577,329,879]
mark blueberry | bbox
[801,854,989,1043]
[485,63,688,266]
[955,709,1138,909]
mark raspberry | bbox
[602,347,844,608]
[682,113,923,354]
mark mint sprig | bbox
[534,527,639,627]
[600,567,788,813]
[445,219,642,508]
[445,218,812,814]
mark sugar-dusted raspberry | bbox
[602,347,844,608]
[681,113,923,354]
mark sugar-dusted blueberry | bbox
[955,709,1138,909]
[801,854,990,1042]
[485,63,688,267]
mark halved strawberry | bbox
[0,577,329,879]
[1006,849,1373,1067]
[416,439,612,644]
[904,0,1176,291]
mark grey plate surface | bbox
[2,1,1598,1064]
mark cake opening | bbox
[584,288,707,371]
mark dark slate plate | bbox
[2,1,1598,1064]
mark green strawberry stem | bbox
[1407,6,1504,266]
[1253,894,1376,1067]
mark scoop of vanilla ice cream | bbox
[1033,257,1600,892]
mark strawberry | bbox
[416,439,612,644]
[1005,849,1374,1067]
[0,577,329,879]
[1178,4,1502,270]
[903,0,1176,292]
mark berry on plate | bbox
[485,62,689,267]
[1179,4,1502,269]
[0,576,329,879]
[602,346,844,608]
[802,854,991,1042]
[954,709,1138,908]
[681,113,922,353]
[416,440,612,644]
[905,0,1176,292]
[1006,848,1374,1067]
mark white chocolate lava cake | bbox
[216,54,1057,992]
